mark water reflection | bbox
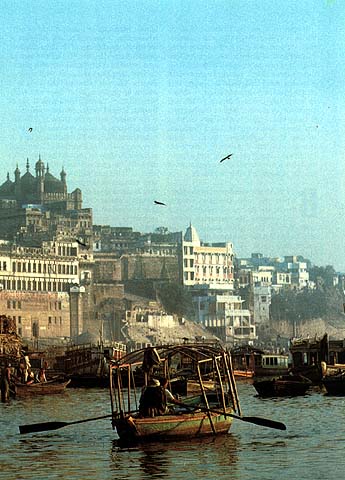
[111,434,239,479]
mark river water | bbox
[1,381,345,480]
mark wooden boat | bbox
[231,345,289,378]
[289,334,327,383]
[114,393,233,442]
[13,379,71,397]
[109,343,242,443]
[322,372,345,395]
[253,374,312,397]
[233,369,254,378]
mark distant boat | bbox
[13,379,71,397]
[253,374,312,397]
[231,346,289,378]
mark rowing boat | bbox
[14,379,71,397]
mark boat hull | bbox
[114,409,233,442]
[14,380,71,397]
[322,375,345,395]
[253,376,311,397]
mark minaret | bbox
[35,154,45,201]
[14,164,21,200]
[60,166,67,194]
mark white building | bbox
[193,288,256,346]
[253,285,271,326]
[181,223,234,289]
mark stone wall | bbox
[0,290,70,340]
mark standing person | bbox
[0,363,12,402]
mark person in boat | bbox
[0,363,12,402]
[26,370,35,385]
[139,378,166,417]
[159,377,183,411]
[38,367,47,383]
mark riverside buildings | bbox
[181,223,256,346]
[0,158,93,342]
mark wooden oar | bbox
[19,414,114,435]
[180,403,286,431]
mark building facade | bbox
[181,224,234,288]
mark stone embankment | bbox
[127,318,218,346]
[272,316,345,340]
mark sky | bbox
[0,1,345,270]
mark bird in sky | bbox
[154,200,166,206]
[28,128,33,132]
[75,238,88,248]
[219,153,233,163]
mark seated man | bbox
[159,377,183,410]
[139,378,166,417]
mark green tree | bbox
[155,282,195,319]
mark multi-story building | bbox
[181,223,234,288]
[253,285,271,327]
[194,290,256,346]
[0,239,86,340]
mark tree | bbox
[155,282,195,319]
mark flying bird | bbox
[75,238,88,248]
[28,128,33,132]
[154,200,166,206]
[219,153,233,163]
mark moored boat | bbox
[231,345,289,378]
[13,379,71,397]
[253,374,312,397]
[322,372,345,395]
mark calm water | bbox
[1,382,345,480]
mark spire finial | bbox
[26,158,29,172]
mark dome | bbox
[44,172,64,193]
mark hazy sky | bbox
[1,1,345,270]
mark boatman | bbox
[139,378,166,417]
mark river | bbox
[1,381,345,480]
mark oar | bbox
[180,403,286,431]
[19,413,113,435]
